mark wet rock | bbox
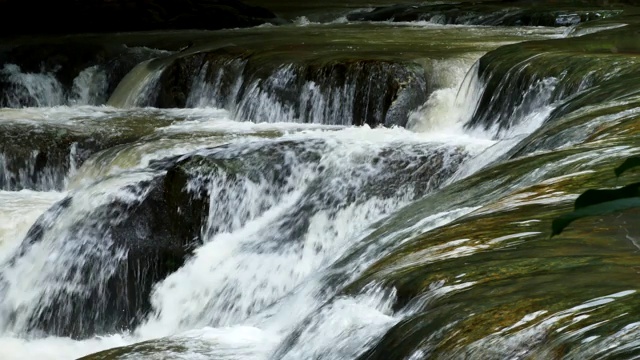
[2,155,210,338]
[155,56,204,109]
[0,122,115,191]
[77,338,191,360]
[236,59,428,127]
[1,140,320,338]
[0,113,178,191]
[0,42,172,108]
[356,203,640,359]
[502,72,640,160]
[0,111,314,193]
[464,21,640,135]
[347,1,624,26]
[345,137,640,359]
[153,47,428,127]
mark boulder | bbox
[1,155,210,338]
[0,140,319,338]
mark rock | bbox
[234,57,429,127]
[152,47,428,127]
[341,137,640,359]
[347,1,624,27]
[77,338,192,359]
[0,0,281,36]
[464,21,640,135]
[1,140,319,338]
[1,154,210,338]
[0,117,171,191]
[0,41,172,108]
[155,53,211,109]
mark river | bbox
[1,4,640,360]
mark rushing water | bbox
[1,9,640,360]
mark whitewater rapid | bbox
[0,22,571,359]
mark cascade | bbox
[107,49,429,127]
[106,59,168,108]
[0,64,65,108]
[0,3,640,359]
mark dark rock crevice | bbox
[0,0,281,36]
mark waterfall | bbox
[0,64,65,107]
[1,9,639,360]
[185,58,247,109]
[104,51,428,126]
[0,128,482,338]
[106,59,167,108]
[0,64,111,108]
[68,66,108,106]
[210,61,427,126]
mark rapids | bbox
[1,2,640,359]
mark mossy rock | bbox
[341,131,640,358]
[465,16,640,134]
[0,113,177,191]
[77,338,191,360]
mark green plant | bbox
[551,156,640,236]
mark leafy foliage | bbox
[552,197,640,236]
[573,182,640,210]
[615,156,640,178]
[551,157,640,236]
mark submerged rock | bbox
[344,135,640,359]
[77,338,193,360]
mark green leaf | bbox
[574,181,640,210]
[551,197,640,237]
[614,157,640,178]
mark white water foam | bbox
[0,24,583,360]
[0,118,495,359]
[69,66,108,106]
[407,57,484,134]
[0,64,65,108]
[0,190,66,264]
